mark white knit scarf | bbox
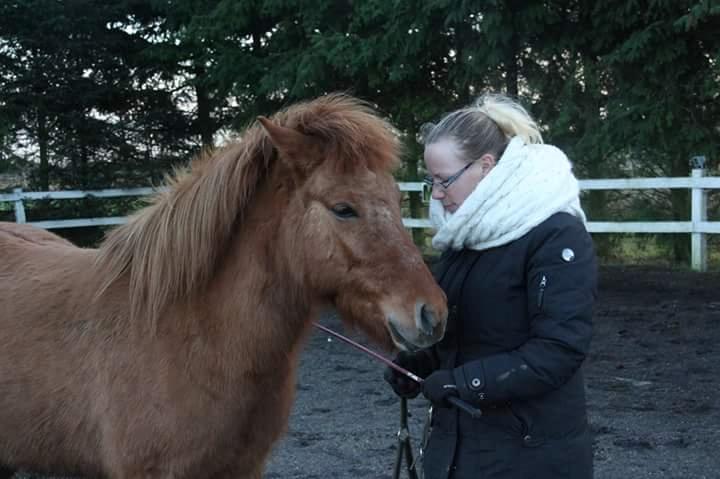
[430,137,586,252]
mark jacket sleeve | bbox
[452,216,597,405]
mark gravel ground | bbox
[266,265,720,479]
[16,265,720,478]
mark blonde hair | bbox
[421,92,543,163]
[475,93,543,145]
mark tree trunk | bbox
[406,152,425,247]
[195,65,214,148]
[37,107,49,190]
[580,55,611,257]
[79,142,89,189]
[670,157,690,262]
[504,1,519,97]
[505,34,519,97]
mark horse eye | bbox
[331,203,358,219]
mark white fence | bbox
[1,168,717,271]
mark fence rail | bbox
[1,169,716,271]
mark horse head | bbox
[258,96,447,351]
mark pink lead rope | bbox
[313,322,483,418]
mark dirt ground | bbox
[17,265,720,479]
[263,265,720,479]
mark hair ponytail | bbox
[475,93,543,145]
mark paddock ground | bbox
[19,265,720,478]
[264,265,720,479]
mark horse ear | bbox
[258,116,319,182]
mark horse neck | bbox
[199,187,316,378]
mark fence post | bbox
[690,157,707,272]
[13,187,26,224]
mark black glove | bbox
[421,369,459,407]
[384,350,436,399]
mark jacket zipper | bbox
[537,275,547,309]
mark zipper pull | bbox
[537,275,547,308]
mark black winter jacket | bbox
[422,212,597,479]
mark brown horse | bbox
[0,94,447,479]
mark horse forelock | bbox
[274,93,402,174]
[93,93,399,332]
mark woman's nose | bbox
[431,186,445,200]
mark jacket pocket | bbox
[468,404,526,439]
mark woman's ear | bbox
[478,153,497,175]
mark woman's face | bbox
[424,139,495,213]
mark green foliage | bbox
[1,0,718,262]
[0,0,198,190]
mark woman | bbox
[385,93,597,478]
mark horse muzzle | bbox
[387,302,446,351]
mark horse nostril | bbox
[420,304,436,336]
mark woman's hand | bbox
[421,369,459,406]
[384,350,436,399]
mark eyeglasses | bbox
[423,161,475,191]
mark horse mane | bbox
[94,94,401,332]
